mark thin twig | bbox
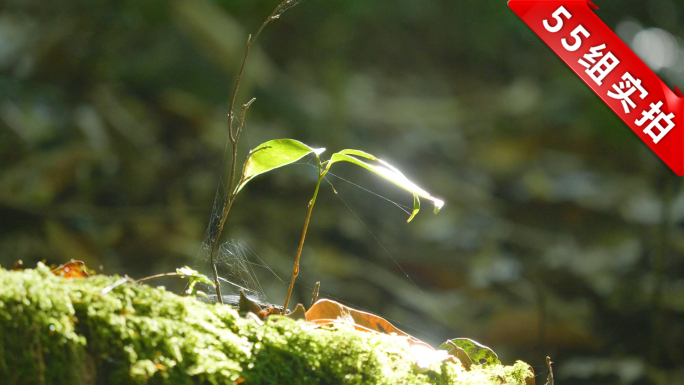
[283,158,323,314]
[209,0,293,305]
[545,356,554,385]
[209,143,263,303]
[136,272,186,285]
[211,100,256,305]
[226,2,290,141]
[310,281,320,307]
[99,276,137,296]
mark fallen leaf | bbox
[286,303,306,320]
[306,299,433,349]
[440,338,501,367]
[446,344,473,371]
[50,261,93,279]
[305,299,461,371]
[239,289,262,315]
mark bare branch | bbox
[210,0,294,305]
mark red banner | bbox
[509,0,684,175]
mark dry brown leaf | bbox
[305,299,433,350]
[50,261,92,279]
[286,303,307,320]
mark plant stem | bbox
[310,281,320,307]
[545,356,554,385]
[282,159,323,314]
[209,0,291,304]
[210,99,256,304]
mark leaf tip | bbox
[408,194,420,223]
[433,199,444,213]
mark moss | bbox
[0,266,531,384]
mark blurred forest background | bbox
[2,0,684,383]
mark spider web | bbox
[192,182,273,306]
[190,0,311,308]
[192,163,447,343]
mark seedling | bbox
[233,140,444,312]
[203,0,444,312]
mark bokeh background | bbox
[2,0,684,383]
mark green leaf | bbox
[407,194,420,223]
[325,150,444,222]
[176,266,213,285]
[236,139,325,193]
[439,338,501,367]
[177,267,214,297]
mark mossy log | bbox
[0,265,532,384]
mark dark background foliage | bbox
[1,0,683,383]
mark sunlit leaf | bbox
[439,338,501,367]
[306,299,429,345]
[441,343,473,371]
[235,139,325,193]
[176,266,213,285]
[307,298,410,336]
[325,150,444,222]
[177,266,214,298]
[195,290,210,301]
[306,299,446,370]
[408,194,420,223]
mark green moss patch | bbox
[0,265,531,384]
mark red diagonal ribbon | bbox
[509,0,684,175]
